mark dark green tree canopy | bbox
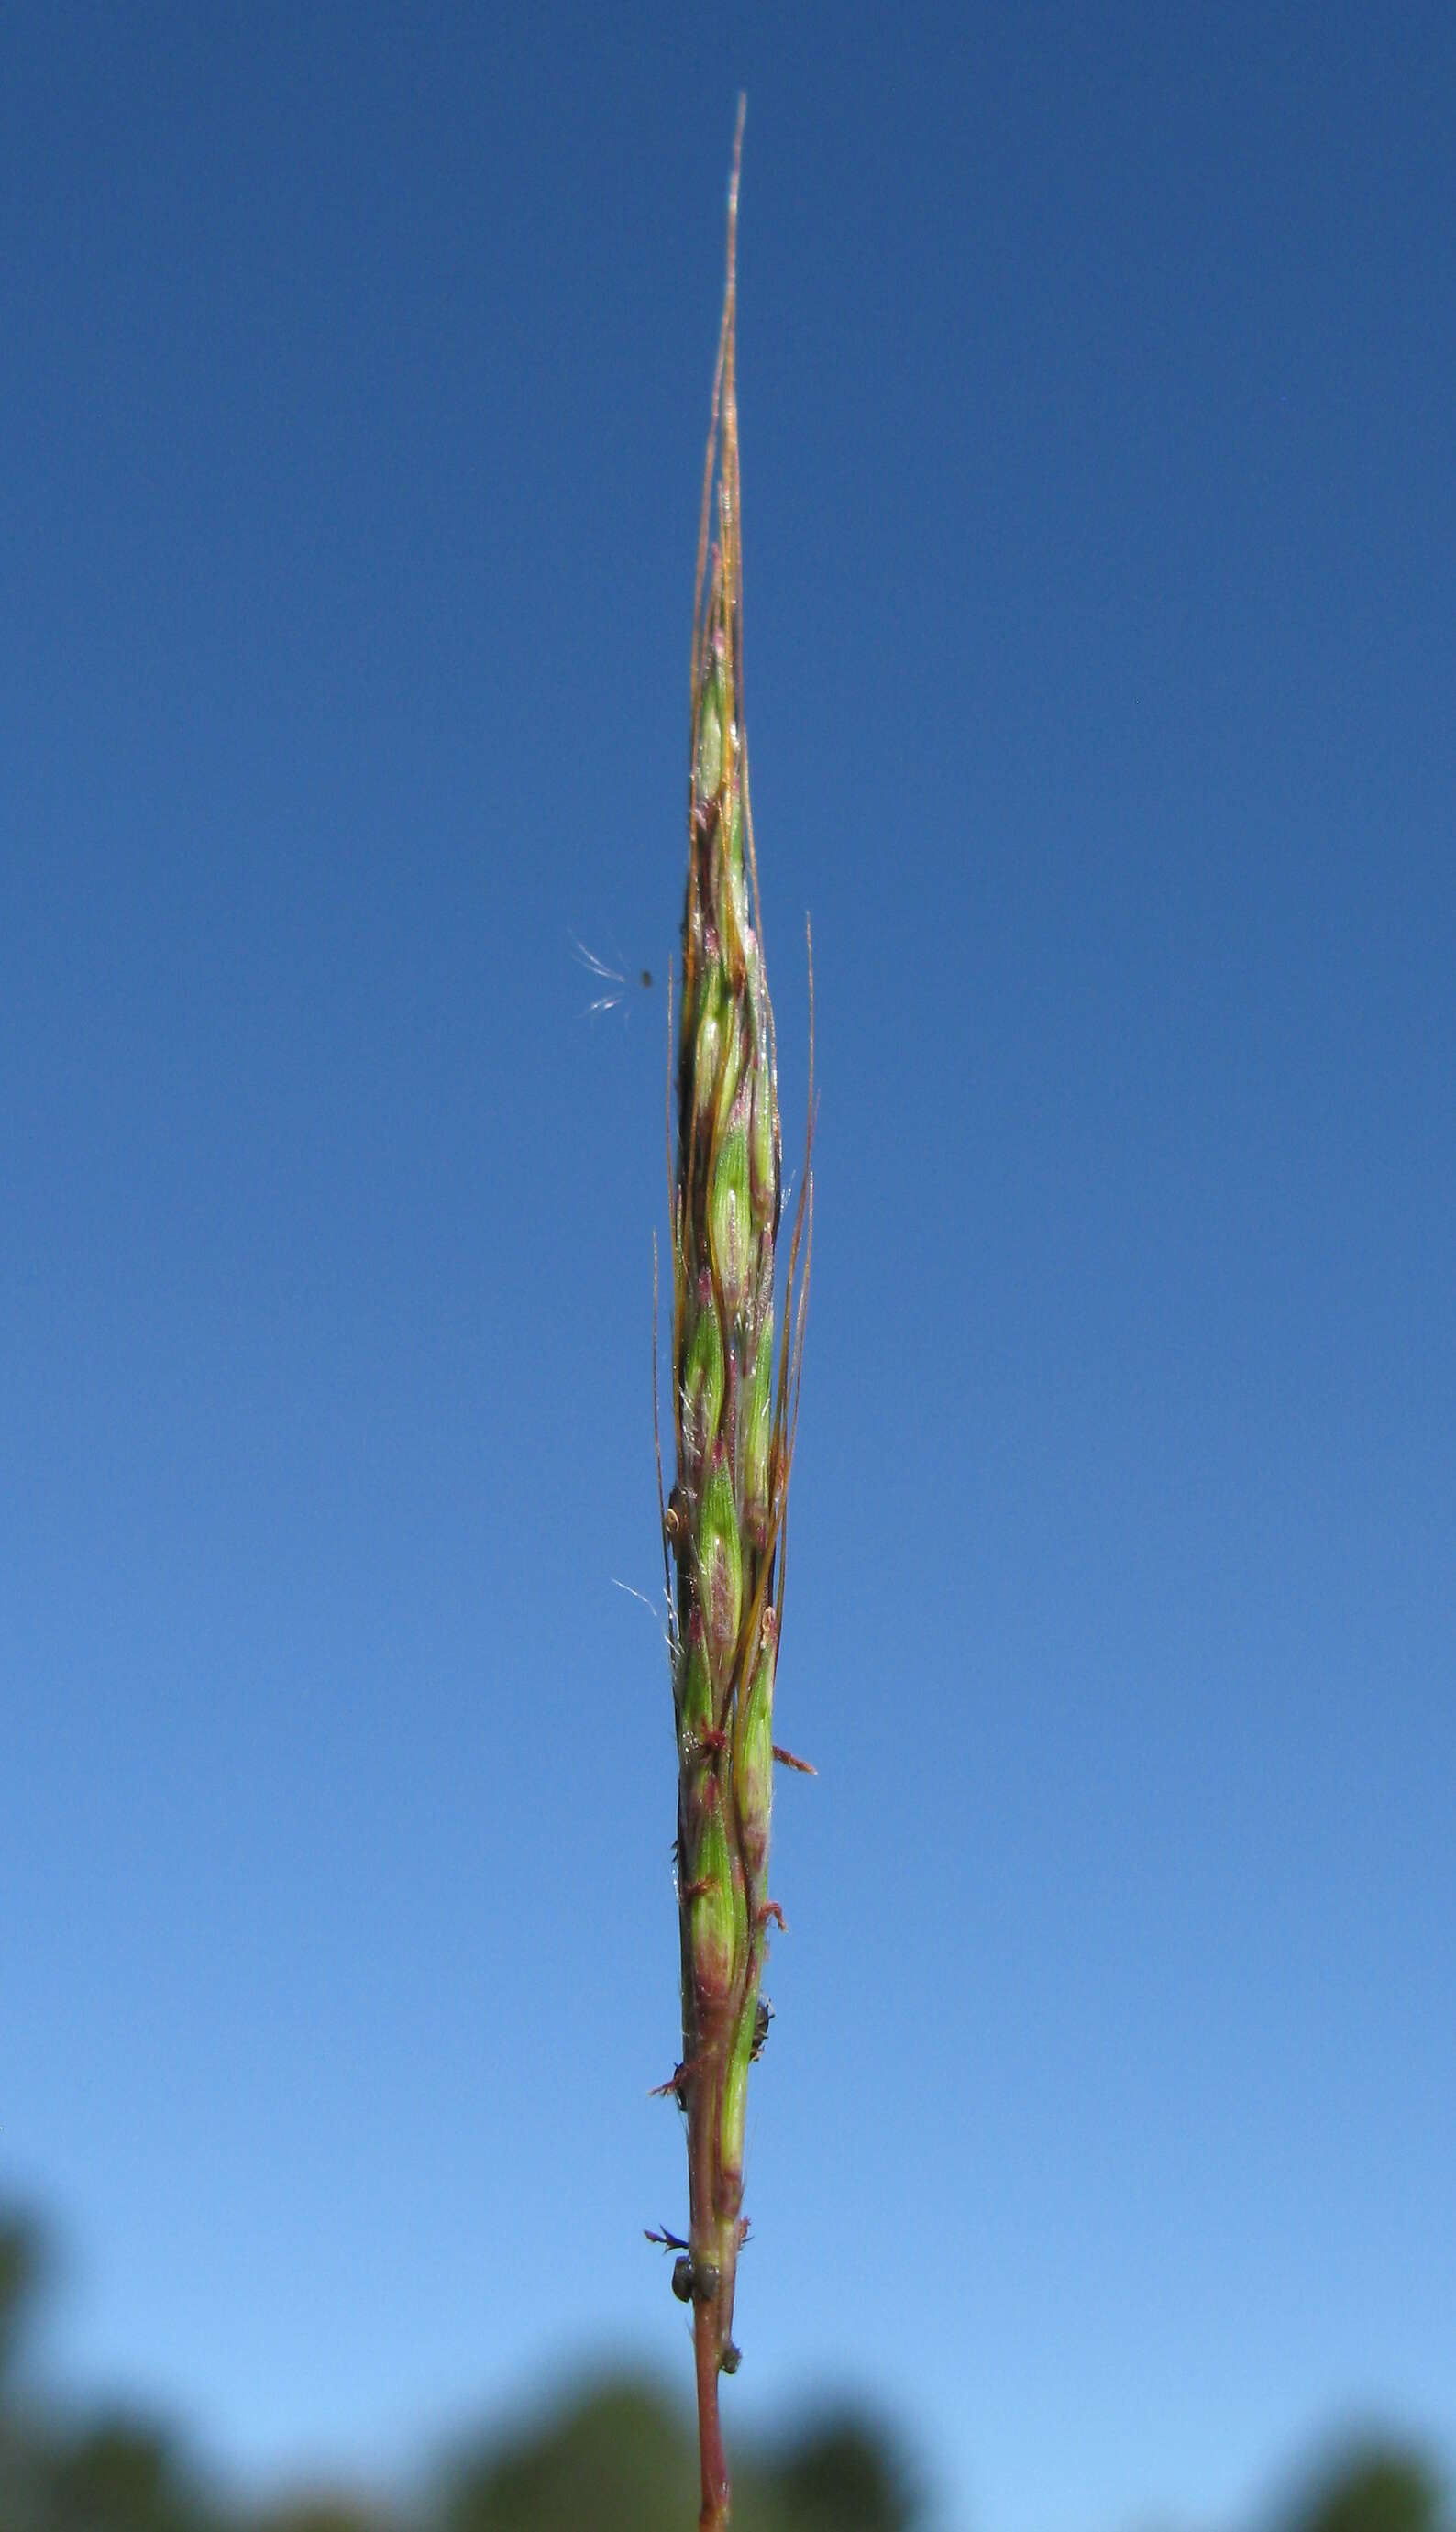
[1287,2444,1449,2532]
[772,2412,921,2532]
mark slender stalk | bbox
[692,2251,730,2531]
[656,100,812,2530]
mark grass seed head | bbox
[661,103,812,2530]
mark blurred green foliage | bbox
[438,2379,917,2532]
[770,2413,919,2530]
[0,2213,44,2390]
[1288,2446,1448,2532]
[254,2503,387,2532]
[44,2417,210,2532]
[441,2380,699,2532]
[0,2204,1450,2532]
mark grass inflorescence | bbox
[649,101,813,2532]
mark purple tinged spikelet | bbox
[696,1447,743,1661]
[682,1276,725,1487]
[689,1781,741,2006]
[709,1113,753,1319]
[741,1310,774,1548]
[677,1609,713,1748]
[734,1611,777,1891]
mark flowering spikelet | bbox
[655,101,812,2532]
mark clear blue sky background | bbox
[3,8,1452,2530]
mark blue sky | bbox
[2,6,1452,2528]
